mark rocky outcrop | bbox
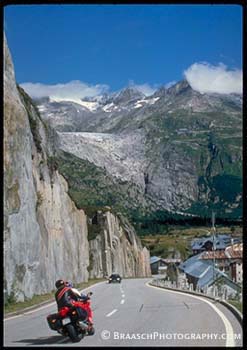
[4,36,150,302]
[88,211,151,278]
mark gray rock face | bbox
[57,131,146,186]
[57,130,198,213]
[4,36,150,302]
[88,211,151,278]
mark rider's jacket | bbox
[55,286,79,310]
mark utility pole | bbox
[212,211,216,284]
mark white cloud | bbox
[128,80,158,96]
[20,80,109,102]
[184,62,242,94]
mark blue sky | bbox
[4,4,242,96]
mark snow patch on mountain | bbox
[134,97,160,108]
[102,102,121,112]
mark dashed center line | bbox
[121,299,125,304]
[106,309,118,317]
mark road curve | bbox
[4,278,242,347]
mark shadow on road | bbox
[15,335,71,345]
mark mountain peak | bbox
[113,87,145,104]
[154,79,192,98]
[168,79,191,94]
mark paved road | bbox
[4,278,242,347]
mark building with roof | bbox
[200,251,230,273]
[191,234,241,255]
[179,249,241,297]
[150,256,181,275]
[229,260,242,284]
[225,243,243,259]
[226,243,243,283]
[179,252,212,289]
[150,256,167,274]
[199,242,243,277]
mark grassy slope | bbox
[4,278,105,315]
[228,299,243,313]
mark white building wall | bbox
[236,262,242,283]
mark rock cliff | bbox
[4,36,150,302]
[88,211,150,279]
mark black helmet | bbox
[55,279,65,289]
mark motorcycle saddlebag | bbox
[47,313,63,330]
[70,307,88,322]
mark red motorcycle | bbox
[47,292,95,343]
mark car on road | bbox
[108,274,122,283]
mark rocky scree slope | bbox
[4,37,150,302]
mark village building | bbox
[191,234,241,255]
[150,256,181,275]
[225,243,243,284]
[179,242,242,297]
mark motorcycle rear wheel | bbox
[65,324,84,343]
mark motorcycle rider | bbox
[55,279,93,326]
[55,279,79,312]
[65,281,93,326]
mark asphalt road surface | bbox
[4,278,242,347]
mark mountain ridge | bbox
[30,77,242,227]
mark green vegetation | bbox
[88,223,101,241]
[5,291,55,314]
[53,151,150,224]
[47,156,59,184]
[87,253,94,272]
[36,191,43,210]
[166,263,179,282]
[186,174,242,220]
[141,231,191,260]
[17,85,43,153]
[4,278,105,315]
[228,299,243,313]
[29,117,43,153]
[141,225,242,260]
[210,174,242,203]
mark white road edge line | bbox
[106,309,118,317]
[4,281,106,321]
[4,303,56,321]
[146,282,235,347]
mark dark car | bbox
[108,274,122,283]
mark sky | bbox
[4,4,243,98]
